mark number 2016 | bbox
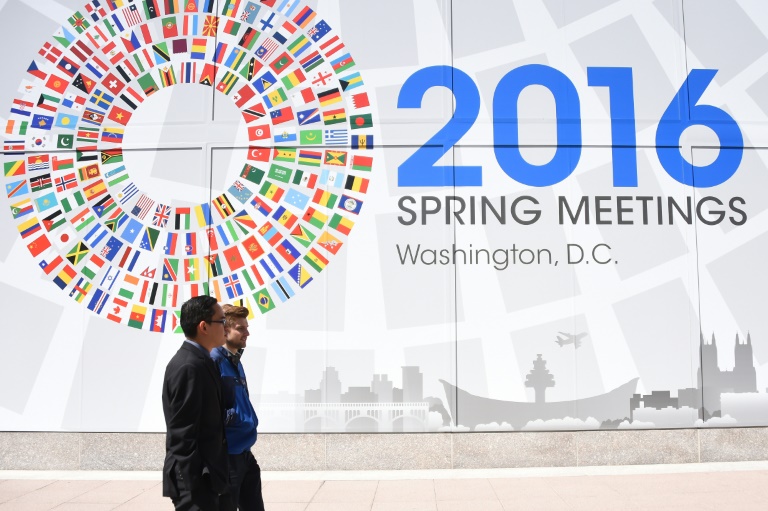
[396,65,743,189]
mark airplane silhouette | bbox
[556,332,587,348]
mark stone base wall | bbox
[2,429,768,471]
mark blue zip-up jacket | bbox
[211,346,258,455]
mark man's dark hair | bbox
[180,295,218,339]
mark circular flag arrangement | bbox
[3,0,374,333]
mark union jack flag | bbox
[152,203,171,227]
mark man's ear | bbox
[197,320,208,337]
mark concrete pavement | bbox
[2,461,768,510]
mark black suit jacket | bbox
[162,342,229,498]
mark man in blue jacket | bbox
[211,304,264,511]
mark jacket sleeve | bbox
[166,362,205,490]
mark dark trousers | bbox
[171,481,234,511]
[228,450,265,511]
[171,477,235,511]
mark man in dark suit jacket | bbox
[162,295,232,511]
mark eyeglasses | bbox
[208,319,226,325]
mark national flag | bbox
[66,241,90,265]
[55,113,78,129]
[159,65,177,87]
[257,221,282,246]
[352,155,373,171]
[82,107,106,126]
[184,232,197,255]
[190,37,207,59]
[153,203,171,227]
[303,247,328,272]
[351,92,370,109]
[162,16,178,38]
[180,61,197,83]
[239,235,264,260]
[254,288,274,313]
[247,124,271,140]
[269,52,293,74]
[78,163,101,182]
[241,102,266,123]
[31,114,54,130]
[285,187,311,208]
[150,309,167,332]
[323,108,346,125]
[38,42,63,63]
[340,71,363,92]
[253,70,276,93]
[34,191,58,212]
[255,38,278,61]
[101,127,124,143]
[162,258,179,281]
[174,206,191,230]
[270,106,293,124]
[153,43,171,64]
[138,73,159,96]
[273,205,297,228]
[350,113,373,130]
[10,198,34,219]
[222,274,243,299]
[39,254,65,275]
[223,245,245,271]
[273,126,296,143]
[240,163,265,185]
[30,173,53,192]
[27,234,52,257]
[54,173,77,193]
[325,128,348,145]
[302,206,327,229]
[290,223,315,247]
[128,304,147,329]
[259,181,285,202]
[299,50,323,72]
[3,160,24,178]
[184,257,199,281]
[263,87,287,108]
[216,70,239,94]
[68,11,91,33]
[139,226,160,251]
[17,217,42,239]
[331,53,354,74]
[324,149,347,166]
[198,62,216,86]
[233,210,257,232]
[194,203,211,227]
[291,86,315,105]
[227,181,253,204]
[239,57,263,81]
[287,34,311,57]
[53,265,78,289]
[296,108,320,125]
[251,196,272,215]
[352,134,374,150]
[107,105,133,125]
[318,87,341,107]
[60,190,85,212]
[280,68,305,90]
[213,194,235,218]
[131,193,155,219]
[312,189,337,209]
[288,263,313,288]
[307,19,330,41]
[292,5,316,27]
[300,129,322,145]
